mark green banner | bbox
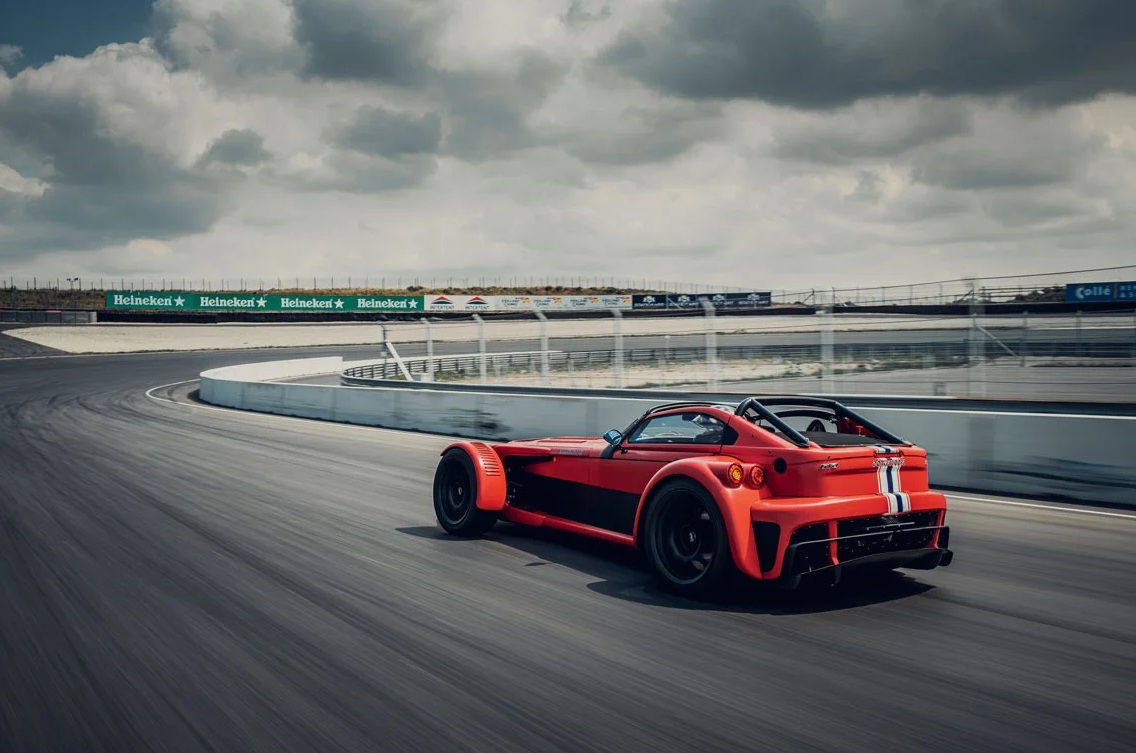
[105,292,423,312]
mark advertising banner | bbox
[721,291,773,308]
[105,291,656,313]
[631,292,772,310]
[422,294,496,312]
[1064,282,1136,303]
[424,294,633,312]
[105,292,424,312]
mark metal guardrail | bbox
[343,337,1133,383]
[345,350,560,382]
[340,358,1136,417]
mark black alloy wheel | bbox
[644,479,734,597]
[433,449,498,536]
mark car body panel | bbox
[436,397,952,587]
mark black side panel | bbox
[752,522,781,573]
[511,472,639,535]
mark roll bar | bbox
[620,396,909,450]
[733,396,909,447]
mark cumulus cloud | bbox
[907,108,1104,191]
[127,238,175,256]
[292,0,444,84]
[330,106,442,157]
[773,99,973,165]
[437,49,566,160]
[603,0,1136,109]
[0,42,235,258]
[0,45,22,71]
[0,0,1133,286]
[152,0,302,79]
[198,129,271,166]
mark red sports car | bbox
[432,397,953,596]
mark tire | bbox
[433,449,498,537]
[642,479,735,598]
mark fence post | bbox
[380,324,389,378]
[967,278,985,397]
[700,298,718,391]
[612,309,624,389]
[534,310,549,386]
[1076,310,1082,358]
[1021,311,1028,367]
[421,317,434,382]
[820,289,834,394]
[472,313,487,384]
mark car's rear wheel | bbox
[643,479,734,597]
[433,449,498,536]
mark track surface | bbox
[2,348,1135,752]
[0,325,64,359]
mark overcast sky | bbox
[1,0,1134,291]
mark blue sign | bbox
[1064,282,1136,303]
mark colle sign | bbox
[1063,282,1136,303]
[105,292,422,312]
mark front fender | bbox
[633,457,769,580]
[440,441,507,510]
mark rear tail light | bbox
[726,463,744,486]
[747,465,764,488]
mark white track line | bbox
[145,378,200,396]
[143,379,448,446]
[946,493,1136,521]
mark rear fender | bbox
[440,442,507,511]
[634,457,767,580]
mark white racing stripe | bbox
[873,445,909,513]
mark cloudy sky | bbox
[1,0,1134,291]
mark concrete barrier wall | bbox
[0,309,97,324]
[200,357,1136,506]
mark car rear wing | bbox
[733,396,909,448]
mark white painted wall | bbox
[199,358,1136,506]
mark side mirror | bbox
[603,429,622,446]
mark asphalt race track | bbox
[2,347,1134,752]
[0,325,64,359]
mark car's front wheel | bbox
[433,449,498,536]
[643,479,734,597]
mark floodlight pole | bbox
[472,313,487,384]
[534,310,549,386]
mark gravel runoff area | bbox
[3,312,1130,355]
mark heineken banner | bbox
[106,292,423,312]
[423,294,633,312]
[631,292,772,310]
